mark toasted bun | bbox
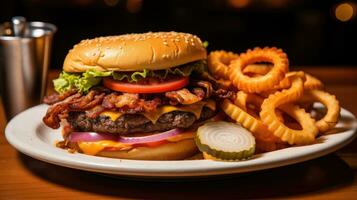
[94,139,198,160]
[63,32,207,72]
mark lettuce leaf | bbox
[148,61,206,79]
[53,61,207,94]
[53,72,81,94]
[112,69,149,82]
[54,70,112,93]
[76,69,113,92]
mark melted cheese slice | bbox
[78,132,196,155]
[100,99,216,123]
[78,140,132,155]
[100,111,123,121]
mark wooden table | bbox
[1,67,357,199]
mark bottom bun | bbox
[95,139,198,160]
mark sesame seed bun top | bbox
[63,32,207,72]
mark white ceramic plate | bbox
[5,104,357,178]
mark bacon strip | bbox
[69,90,105,110]
[43,93,81,129]
[43,91,106,129]
[103,93,161,113]
[165,88,204,105]
[43,89,77,105]
[85,105,106,118]
[214,88,235,99]
[193,80,213,98]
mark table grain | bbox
[1,67,357,199]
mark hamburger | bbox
[43,32,231,160]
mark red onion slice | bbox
[118,128,183,144]
[68,132,117,142]
[68,128,185,144]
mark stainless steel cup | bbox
[0,17,56,120]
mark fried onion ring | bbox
[242,64,272,76]
[301,90,340,133]
[229,47,289,93]
[259,71,322,92]
[260,75,318,145]
[208,51,239,80]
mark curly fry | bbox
[272,71,304,91]
[265,71,321,92]
[276,76,291,89]
[304,74,324,90]
[257,71,305,98]
[222,99,278,142]
[234,91,265,118]
[236,91,285,124]
[301,90,340,133]
[208,51,239,80]
[234,91,249,111]
[240,92,264,108]
[235,91,286,137]
[222,99,288,152]
[241,64,290,92]
[248,71,305,94]
[287,72,323,90]
[229,47,289,93]
[260,75,318,145]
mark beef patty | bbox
[67,107,215,135]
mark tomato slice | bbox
[103,77,189,93]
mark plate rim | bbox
[5,104,357,177]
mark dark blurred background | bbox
[1,0,356,69]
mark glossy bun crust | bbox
[63,32,207,72]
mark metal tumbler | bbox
[0,17,56,120]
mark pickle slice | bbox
[195,121,256,161]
